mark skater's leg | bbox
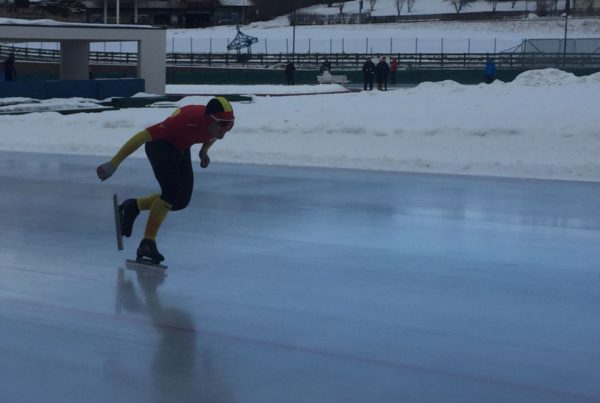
[119,199,140,237]
[143,198,172,240]
[136,198,171,262]
[119,194,159,237]
[137,193,160,210]
[139,140,188,262]
[171,149,194,212]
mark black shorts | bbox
[145,139,193,211]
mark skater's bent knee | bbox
[171,196,191,211]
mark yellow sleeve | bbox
[109,129,152,168]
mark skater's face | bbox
[208,115,234,139]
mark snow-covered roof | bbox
[219,0,254,6]
[0,17,154,29]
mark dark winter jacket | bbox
[3,54,16,81]
[485,60,496,76]
[285,62,296,76]
[362,59,375,76]
[376,60,390,78]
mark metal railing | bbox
[3,45,600,70]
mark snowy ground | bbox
[1,2,599,183]
[167,16,600,54]
[0,69,599,182]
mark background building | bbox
[572,0,600,14]
[0,0,257,27]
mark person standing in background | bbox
[390,57,398,85]
[485,56,497,84]
[3,52,16,81]
[362,57,375,90]
[320,58,331,74]
[285,61,296,85]
[376,56,390,91]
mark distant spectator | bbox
[362,57,375,91]
[320,58,331,74]
[3,52,16,82]
[390,57,398,85]
[285,61,296,85]
[485,56,496,84]
[376,56,390,91]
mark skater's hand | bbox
[199,151,210,169]
[97,162,116,181]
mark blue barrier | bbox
[0,78,145,99]
[96,78,146,100]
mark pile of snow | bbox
[0,68,599,182]
[0,98,106,114]
[511,68,600,86]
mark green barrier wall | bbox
[8,62,600,87]
[166,67,600,86]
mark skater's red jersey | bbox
[146,105,223,150]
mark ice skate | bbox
[136,238,165,264]
[120,199,140,237]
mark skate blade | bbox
[126,259,168,274]
[113,193,124,251]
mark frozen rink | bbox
[1,150,599,403]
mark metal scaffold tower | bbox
[227,24,258,54]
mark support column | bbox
[60,40,89,80]
[137,32,166,94]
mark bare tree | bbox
[446,0,474,14]
[511,0,518,8]
[491,0,498,12]
[252,0,325,19]
[369,0,377,11]
[407,0,416,12]
[536,0,549,15]
[395,0,406,15]
[338,1,345,14]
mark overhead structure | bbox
[227,24,258,53]
[100,0,140,24]
[0,21,166,94]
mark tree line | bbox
[251,0,572,19]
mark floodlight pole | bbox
[292,9,296,55]
[563,15,568,57]
[563,0,570,59]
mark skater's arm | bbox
[199,139,217,169]
[97,130,151,181]
[110,130,152,168]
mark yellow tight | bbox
[137,194,160,211]
[135,195,172,241]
